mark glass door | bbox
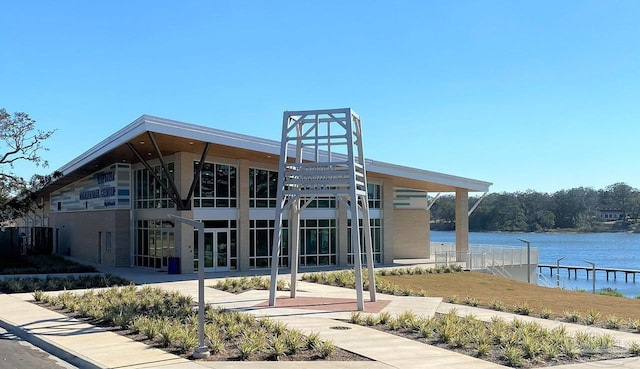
[195,229,229,272]
[215,231,229,271]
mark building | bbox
[36,112,491,273]
[596,207,625,221]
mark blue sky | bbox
[2,1,639,194]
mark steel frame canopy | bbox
[268,108,376,311]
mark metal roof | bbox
[47,114,491,195]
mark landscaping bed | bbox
[347,309,638,368]
[0,255,96,274]
[302,267,640,367]
[34,286,367,362]
[0,274,132,293]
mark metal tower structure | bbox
[268,108,376,311]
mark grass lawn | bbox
[0,254,96,274]
[382,272,640,320]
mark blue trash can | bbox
[168,257,180,274]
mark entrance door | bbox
[195,229,229,272]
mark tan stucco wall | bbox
[392,209,430,259]
[382,178,395,264]
[49,209,130,267]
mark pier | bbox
[538,264,640,283]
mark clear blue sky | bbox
[2,1,639,194]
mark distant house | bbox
[596,207,625,221]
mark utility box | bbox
[168,257,180,274]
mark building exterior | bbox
[37,113,491,273]
[595,207,625,221]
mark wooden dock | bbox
[538,264,640,283]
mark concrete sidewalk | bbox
[2,269,640,369]
[0,276,507,369]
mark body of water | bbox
[430,231,640,297]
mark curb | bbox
[0,316,104,369]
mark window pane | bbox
[256,169,268,198]
[216,164,229,197]
[268,171,278,198]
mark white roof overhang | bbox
[46,115,491,195]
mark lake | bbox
[430,231,640,297]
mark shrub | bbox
[628,319,640,332]
[159,323,177,347]
[283,329,305,354]
[539,308,553,319]
[268,336,287,360]
[598,287,623,297]
[463,296,479,307]
[129,316,148,334]
[417,318,436,339]
[113,308,136,329]
[502,345,524,367]
[542,342,559,360]
[397,311,418,329]
[629,342,640,356]
[365,314,379,326]
[489,299,505,311]
[306,332,321,350]
[142,319,159,340]
[176,326,198,354]
[205,325,224,354]
[521,334,542,359]
[238,335,260,360]
[605,315,623,330]
[33,290,45,302]
[597,334,614,350]
[563,310,582,323]
[377,311,391,325]
[349,312,364,325]
[387,317,401,331]
[584,309,600,325]
[476,342,490,357]
[317,340,336,358]
[513,302,532,316]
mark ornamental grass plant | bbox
[348,309,634,368]
[34,285,339,360]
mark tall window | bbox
[249,219,289,268]
[299,219,337,267]
[347,218,382,265]
[135,219,175,269]
[134,163,175,209]
[193,162,237,208]
[367,183,382,209]
[249,168,278,208]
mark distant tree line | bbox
[430,183,640,232]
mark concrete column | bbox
[455,188,469,259]
[174,152,197,274]
[382,178,395,264]
[337,200,348,266]
[237,160,251,272]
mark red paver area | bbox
[255,296,391,313]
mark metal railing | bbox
[432,242,538,278]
